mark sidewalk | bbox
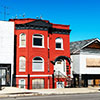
[0,87,99,98]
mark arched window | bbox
[20,33,26,47]
[55,37,63,49]
[32,34,44,47]
[32,57,44,71]
[19,56,26,72]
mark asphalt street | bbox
[0,93,100,100]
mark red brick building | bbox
[10,18,71,89]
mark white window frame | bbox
[47,36,49,49]
[55,37,63,50]
[32,57,44,72]
[32,34,44,48]
[19,33,26,47]
[19,79,25,89]
[19,56,26,72]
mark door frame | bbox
[0,64,11,86]
[56,81,64,88]
[54,60,66,76]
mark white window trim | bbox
[16,75,28,77]
[19,56,26,72]
[55,37,63,50]
[19,79,25,89]
[47,37,49,49]
[56,48,64,50]
[32,57,44,72]
[19,33,26,48]
[16,75,52,77]
[32,34,44,48]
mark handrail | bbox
[54,70,68,78]
[58,71,67,78]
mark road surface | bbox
[0,93,100,100]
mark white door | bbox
[57,82,64,88]
[54,60,66,76]
[19,79,25,88]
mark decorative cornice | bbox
[15,20,71,34]
[52,28,71,34]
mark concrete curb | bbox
[0,90,99,98]
[0,87,99,98]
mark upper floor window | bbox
[19,56,26,72]
[32,57,44,72]
[32,34,44,48]
[19,33,26,47]
[55,37,63,50]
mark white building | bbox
[0,21,14,86]
[70,38,100,87]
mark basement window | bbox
[19,79,25,88]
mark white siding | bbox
[71,52,100,75]
[71,55,80,75]
[0,21,14,86]
[80,54,100,74]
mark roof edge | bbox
[71,38,100,54]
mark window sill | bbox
[19,71,26,72]
[32,70,44,72]
[32,46,45,48]
[19,46,26,48]
[55,48,64,50]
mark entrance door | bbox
[57,82,64,88]
[54,60,66,76]
[0,69,6,85]
[0,64,11,86]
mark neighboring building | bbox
[10,18,71,89]
[0,21,14,86]
[70,38,100,87]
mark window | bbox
[33,34,44,47]
[32,57,44,71]
[19,33,26,47]
[19,79,25,88]
[32,79,44,89]
[19,56,26,72]
[86,58,100,67]
[55,37,63,50]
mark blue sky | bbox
[0,0,100,42]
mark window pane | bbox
[56,43,61,48]
[32,57,44,71]
[33,62,42,70]
[32,79,44,89]
[56,38,63,49]
[56,38,62,42]
[33,38,42,46]
[20,33,26,47]
[21,34,26,40]
[21,40,26,46]
[19,57,26,71]
[19,80,25,88]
